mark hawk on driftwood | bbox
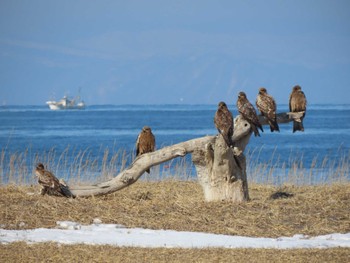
[136,126,156,173]
[289,85,307,132]
[214,101,234,147]
[35,163,72,197]
[237,91,264,137]
[256,87,280,132]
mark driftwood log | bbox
[65,112,304,202]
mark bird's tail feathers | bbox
[258,124,264,133]
[269,119,280,132]
[252,125,261,137]
[59,184,75,198]
[293,120,304,133]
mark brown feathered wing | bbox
[289,88,307,132]
[136,129,155,173]
[214,105,234,147]
[256,93,279,132]
[35,167,69,197]
[237,97,263,136]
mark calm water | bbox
[0,104,349,184]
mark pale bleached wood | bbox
[69,136,215,197]
[193,115,250,202]
[61,111,302,201]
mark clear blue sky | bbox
[0,0,349,105]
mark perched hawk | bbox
[289,85,307,132]
[256,87,280,132]
[136,126,156,173]
[214,101,234,147]
[35,163,67,197]
[237,91,264,137]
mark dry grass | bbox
[1,181,349,262]
[0,146,135,185]
[1,181,349,237]
[246,147,350,185]
[1,243,349,263]
[1,145,349,185]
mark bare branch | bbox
[70,136,215,197]
[259,112,305,125]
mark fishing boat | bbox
[46,95,86,110]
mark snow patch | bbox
[1,222,349,249]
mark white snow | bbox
[1,220,349,249]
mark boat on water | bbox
[46,95,86,110]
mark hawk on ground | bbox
[237,91,264,137]
[289,85,307,132]
[35,163,67,196]
[214,101,234,147]
[136,126,156,173]
[256,87,280,132]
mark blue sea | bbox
[0,104,349,185]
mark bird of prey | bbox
[289,85,307,132]
[136,126,156,173]
[256,87,280,132]
[35,163,66,196]
[237,91,264,136]
[214,101,234,147]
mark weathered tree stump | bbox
[191,112,303,202]
[192,115,251,202]
[63,111,304,203]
